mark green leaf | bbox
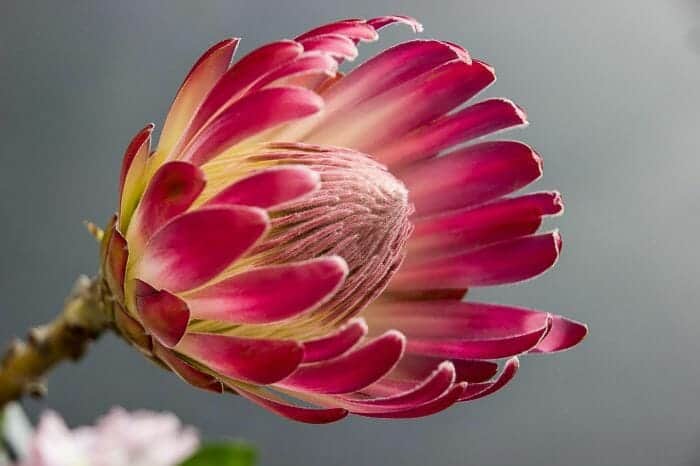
[180,442,257,466]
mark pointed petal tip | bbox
[495,98,529,125]
[531,315,588,353]
[368,15,424,33]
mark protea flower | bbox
[102,15,587,423]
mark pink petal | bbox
[530,315,588,353]
[158,39,239,157]
[400,141,543,217]
[320,40,469,112]
[305,59,494,151]
[104,227,128,303]
[205,166,319,209]
[233,386,348,424]
[119,123,154,200]
[368,300,554,359]
[342,361,455,411]
[134,279,190,348]
[180,87,324,166]
[136,206,268,293]
[404,322,550,360]
[277,331,406,394]
[388,354,499,385]
[299,34,359,61]
[301,318,368,363]
[177,333,303,384]
[181,40,304,145]
[391,231,562,290]
[376,98,528,167]
[153,342,223,393]
[129,161,205,241]
[295,19,378,42]
[367,15,423,33]
[184,256,348,324]
[409,192,563,259]
[388,299,556,345]
[460,357,519,401]
[362,382,466,419]
[249,53,338,90]
[119,124,154,231]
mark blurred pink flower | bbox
[18,408,198,466]
[102,15,587,423]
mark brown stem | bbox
[0,276,113,408]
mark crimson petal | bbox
[177,333,303,384]
[134,279,190,348]
[205,166,319,209]
[301,318,368,363]
[278,331,405,394]
[136,206,268,293]
[184,256,348,324]
[391,232,562,290]
[233,386,348,424]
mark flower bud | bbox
[101,15,587,423]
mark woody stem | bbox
[0,276,113,408]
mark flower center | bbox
[209,143,413,339]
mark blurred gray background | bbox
[1,1,699,465]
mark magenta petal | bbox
[367,15,423,32]
[405,325,549,359]
[134,279,190,348]
[205,166,319,209]
[250,53,338,90]
[130,161,205,240]
[389,354,499,385]
[531,315,588,353]
[400,141,543,217]
[105,227,128,303]
[119,125,154,230]
[183,40,304,143]
[153,342,223,393]
[136,206,268,293]
[409,192,563,258]
[391,231,562,290]
[119,124,154,200]
[306,59,494,151]
[177,333,303,384]
[361,382,466,419]
[233,386,348,424]
[278,331,406,394]
[181,86,324,165]
[342,362,455,412]
[299,34,359,61]
[295,19,378,42]
[301,318,368,363]
[158,38,239,157]
[460,357,519,401]
[368,299,557,358]
[377,98,528,167]
[369,300,552,340]
[322,40,467,114]
[184,256,348,324]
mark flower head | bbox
[102,15,587,423]
[18,408,198,466]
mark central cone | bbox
[208,143,413,338]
